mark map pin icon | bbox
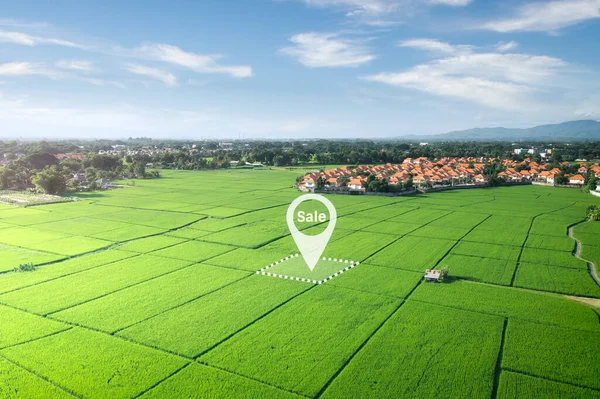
[287,194,337,271]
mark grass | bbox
[0,168,599,398]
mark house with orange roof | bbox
[569,174,585,185]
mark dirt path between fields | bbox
[564,295,600,309]
[567,221,600,287]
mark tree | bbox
[31,166,66,195]
[25,152,59,170]
[587,206,600,221]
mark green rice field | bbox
[0,168,599,398]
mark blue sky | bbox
[1,0,599,139]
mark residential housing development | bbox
[299,157,600,192]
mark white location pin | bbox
[286,194,337,271]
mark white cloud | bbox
[123,63,177,87]
[365,42,567,110]
[55,60,95,71]
[280,32,375,67]
[298,0,472,24]
[496,41,518,52]
[399,38,474,54]
[0,30,83,48]
[427,0,472,5]
[0,62,61,78]
[482,0,600,32]
[135,43,252,78]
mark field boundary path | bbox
[568,221,600,288]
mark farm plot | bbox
[366,235,455,272]
[89,224,165,242]
[139,363,299,399]
[428,211,490,229]
[259,255,358,282]
[514,262,600,297]
[326,264,423,298]
[200,220,290,248]
[0,249,135,295]
[462,228,526,246]
[0,328,188,399]
[0,255,192,314]
[34,217,131,236]
[451,241,522,261]
[25,236,113,256]
[410,280,600,332]
[151,240,234,262]
[186,217,247,232]
[531,215,583,237]
[497,371,600,399]
[409,224,472,240]
[520,247,587,269]
[91,208,200,229]
[0,226,71,248]
[200,285,400,397]
[387,208,452,225]
[503,320,600,390]
[524,234,574,252]
[476,215,532,234]
[195,206,248,218]
[438,254,516,285]
[361,220,421,236]
[321,301,503,399]
[0,244,64,273]
[322,231,397,261]
[0,357,73,399]
[117,235,186,253]
[0,305,69,349]
[118,277,309,358]
[51,264,250,333]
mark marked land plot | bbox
[200,285,400,397]
[503,320,600,390]
[52,263,250,332]
[258,254,358,283]
[0,255,192,314]
[322,301,503,399]
[0,328,188,399]
[118,277,309,357]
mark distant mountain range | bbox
[402,120,600,142]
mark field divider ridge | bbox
[490,318,508,399]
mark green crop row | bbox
[200,285,400,397]
[322,301,503,399]
[497,371,600,399]
[366,235,455,272]
[118,277,309,358]
[503,320,600,390]
[51,264,250,333]
[410,280,600,332]
[0,328,188,399]
[514,262,600,297]
[0,255,192,314]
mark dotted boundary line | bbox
[255,254,359,284]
